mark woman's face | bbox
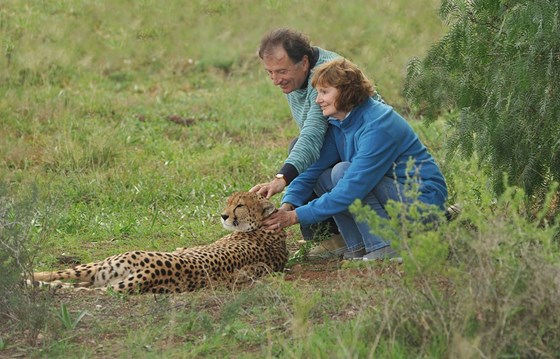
[315,85,347,120]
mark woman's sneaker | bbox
[342,248,366,259]
[362,246,403,263]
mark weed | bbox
[348,156,560,357]
[56,303,89,331]
[287,244,311,266]
[0,183,53,346]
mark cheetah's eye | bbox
[233,204,245,215]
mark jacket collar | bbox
[328,98,373,127]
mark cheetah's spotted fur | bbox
[31,192,288,294]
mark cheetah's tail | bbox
[32,262,101,283]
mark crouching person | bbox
[262,58,448,261]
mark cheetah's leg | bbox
[229,263,274,290]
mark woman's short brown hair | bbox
[311,58,375,112]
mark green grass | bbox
[1,0,443,262]
[1,0,559,358]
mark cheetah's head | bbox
[220,192,276,232]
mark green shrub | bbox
[0,183,53,346]
[404,0,560,210]
[348,157,560,357]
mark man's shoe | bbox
[445,203,462,221]
[362,246,403,263]
[307,234,347,259]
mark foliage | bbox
[404,0,560,208]
[0,183,52,346]
[350,154,560,357]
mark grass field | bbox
[1,0,559,358]
[1,0,445,263]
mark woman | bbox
[263,58,448,261]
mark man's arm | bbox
[251,90,329,198]
[282,89,329,178]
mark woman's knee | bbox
[316,168,334,195]
[331,162,351,185]
[316,161,350,195]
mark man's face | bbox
[262,47,309,94]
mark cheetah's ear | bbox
[261,200,276,218]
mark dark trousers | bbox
[288,138,339,240]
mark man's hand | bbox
[262,207,299,232]
[249,177,286,199]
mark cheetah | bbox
[31,192,288,294]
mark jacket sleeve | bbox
[295,119,404,226]
[282,128,340,207]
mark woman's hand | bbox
[249,177,286,199]
[262,207,299,232]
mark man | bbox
[249,28,344,258]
